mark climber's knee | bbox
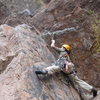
[45,65,61,74]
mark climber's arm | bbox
[51,40,65,52]
[53,46,65,52]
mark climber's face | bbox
[61,46,66,50]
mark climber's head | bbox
[62,44,71,54]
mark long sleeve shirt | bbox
[53,46,74,73]
[53,46,70,67]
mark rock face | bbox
[0,24,81,100]
[0,0,50,15]
[33,0,100,88]
[0,2,10,24]
[0,0,99,100]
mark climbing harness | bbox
[63,53,71,62]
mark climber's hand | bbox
[51,44,55,48]
[51,40,55,43]
[51,40,55,48]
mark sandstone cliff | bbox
[0,0,100,100]
[0,24,81,100]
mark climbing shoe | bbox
[92,89,97,97]
[35,70,48,75]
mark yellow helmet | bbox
[62,44,71,51]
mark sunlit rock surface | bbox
[0,24,81,100]
[0,0,99,100]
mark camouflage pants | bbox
[44,65,61,74]
[69,74,93,93]
[44,65,93,93]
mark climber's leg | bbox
[69,74,97,97]
[35,65,61,75]
[44,65,61,74]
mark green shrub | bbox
[92,21,100,53]
[32,0,44,5]
[87,9,94,15]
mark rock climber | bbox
[35,40,97,98]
